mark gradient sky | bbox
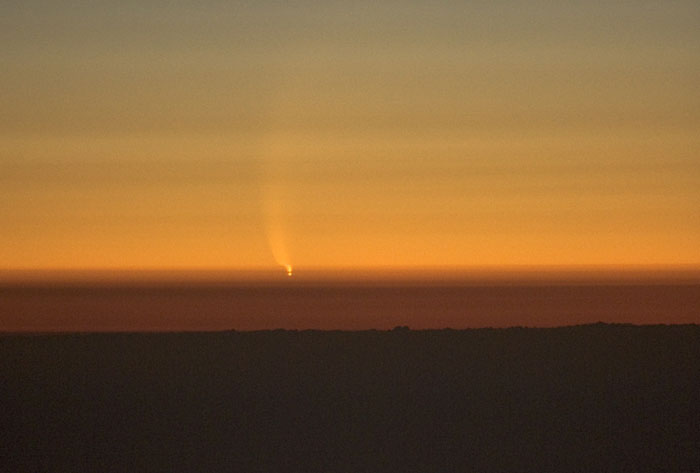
[2,0,699,271]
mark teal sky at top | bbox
[3,0,698,134]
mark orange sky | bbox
[1,1,699,272]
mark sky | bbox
[1,0,699,272]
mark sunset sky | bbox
[2,1,699,271]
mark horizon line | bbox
[2,264,700,286]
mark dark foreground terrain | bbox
[2,325,699,472]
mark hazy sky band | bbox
[1,1,699,269]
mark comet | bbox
[261,118,299,280]
[262,175,294,279]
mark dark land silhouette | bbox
[2,324,699,472]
